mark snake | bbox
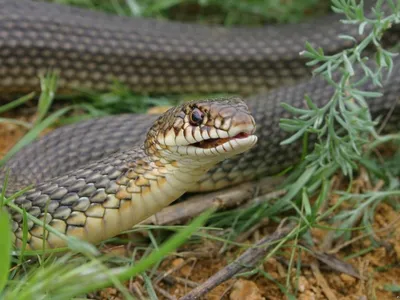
[0,0,399,250]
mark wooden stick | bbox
[142,177,285,226]
[179,221,295,300]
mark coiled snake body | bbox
[0,0,399,249]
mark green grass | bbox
[1,0,399,299]
[0,209,11,294]
[49,0,328,24]
[1,210,213,299]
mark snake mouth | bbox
[192,132,251,149]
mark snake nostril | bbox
[189,108,204,126]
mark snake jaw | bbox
[178,124,257,159]
[192,131,252,149]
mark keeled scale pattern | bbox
[0,0,365,94]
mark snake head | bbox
[145,97,257,163]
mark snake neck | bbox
[143,148,221,198]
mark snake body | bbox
[0,0,399,249]
[0,0,385,94]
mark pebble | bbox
[230,279,265,300]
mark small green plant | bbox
[280,0,400,178]
[275,1,400,294]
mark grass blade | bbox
[0,93,35,114]
[0,106,75,166]
[55,209,213,299]
[0,209,12,293]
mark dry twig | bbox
[310,260,337,300]
[179,221,295,300]
[154,285,177,300]
[142,177,285,225]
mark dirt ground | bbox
[2,107,399,300]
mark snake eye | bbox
[189,108,204,126]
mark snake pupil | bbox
[190,108,204,126]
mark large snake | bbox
[0,0,399,250]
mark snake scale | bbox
[0,0,399,249]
